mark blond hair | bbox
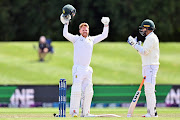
[79,23,89,29]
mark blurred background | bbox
[0,0,180,108]
[0,0,179,42]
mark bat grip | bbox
[138,76,146,91]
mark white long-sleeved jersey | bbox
[135,32,160,66]
[63,24,109,66]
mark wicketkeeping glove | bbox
[101,17,110,25]
[60,13,71,24]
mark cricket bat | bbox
[127,76,146,117]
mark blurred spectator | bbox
[38,36,50,62]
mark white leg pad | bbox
[82,83,93,116]
[70,83,82,115]
[144,82,157,116]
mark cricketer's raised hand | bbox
[127,36,137,47]
[60,14,71,24]
[101,17,110,26]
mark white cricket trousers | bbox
[70,65,93,115]
[142,65,159,85]
[142,65,159,116]
[72,65,93,90]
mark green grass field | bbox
[0,42,180,119]
[0,108,180,120]
[0,42,180,85]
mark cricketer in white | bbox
[61,16,110,117]
[127,19,159,117]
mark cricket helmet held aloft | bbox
[62,4,76,19]
[139,19,155,36]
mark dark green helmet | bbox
[139,19,155,30]
[62,4,76,19]
[139,19,155,36]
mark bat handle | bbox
[138,76,146,91]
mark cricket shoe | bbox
[72,110,78,117]
[72,112,78,117]
[142,113,158,117]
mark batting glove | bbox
[101,17,110,26]
[127,36,137,47]
[134,37,142,46]
[60,14,71,24]
[137,41,142,46]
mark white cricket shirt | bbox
[141,32,160,66]
[63,24,109,66]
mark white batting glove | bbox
[134,36,142,46]
[127,36,137,47]
[60,14,71,24]
[137,41,142,46]
[101,17,110,26]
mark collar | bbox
[80,35,89,39]
[145,31,154,38]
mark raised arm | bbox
[93,26,109,44]
[135,37,155,56]
[127,36,154,56]
[93,17,110,44]
[61,14,77,43]
[63,24,77,43]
